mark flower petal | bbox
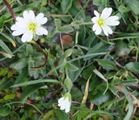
[28,10,35,18]
[36,13,44,18]
[64,100,71,113]
[36,13,48,25]
[92,24,97,31]
[61,102,67,110]
[93,24,102,35]
[101,8,112,19]
[21,32,33,42]
[91,17,98,23]
[94,10,100,17]
[23,11,29,18]
[16,17,27,25]
[58,97,64,105]
[11,10,49,41]
[36,27,48,35]
[102,25,113,36]
[23,10,35,21]
[11,23,27,31]
[58,96,71,113]
[65,106,70,113]
[106,16,120,26]
[11,24,17,30]
[12,30,24,36]
[16,17,24,22]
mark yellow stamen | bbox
[97,18,105,27]
[28,22,37,32]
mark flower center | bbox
[28,22,37,32]
[97,18,105,27]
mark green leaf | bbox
[41,110,55,120]
[94,0,108,8]
[21,84,42,101]
[84,110,113,120]
[26,44,33,55]
[0,68,8,77]
[55,19,62,30]
[64,49,73,58]
[96,59,117,70]
[93,69,107,82]
[118,4,130,14]
[0,32,16,47]
[92,94,110,105]
[10,58,27,71]
[11,79,59,87]
[74,105,90,120]
[59,25,74,33]
[86,42,109,60]
[4,94,16,101]
[66,63,79,71]
[0,106,11,117]
[0,40,12,53]
[15,68,28,84]
[116,41,130,57]
[117,86,134,120]
[61,0,73,13]
[125,62,139,73]
[124,102,134,120]
[124,0,139,15]
[0,51,13,58]
[0,39,13,58]
[54,109,69,120]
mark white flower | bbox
[58,92,71,113]
[11,10,48,42]
[91,7,120,36]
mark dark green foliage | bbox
[0,0,139,120]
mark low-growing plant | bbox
[0,0,139,120]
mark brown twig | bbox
[79,0,94,17]
[79,0,83,6]
[3,0,16,21]
[87,0,94,17]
